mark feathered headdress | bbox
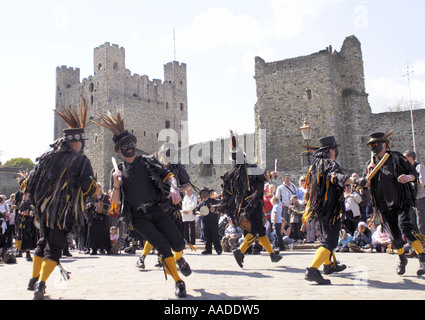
[54,99,88,142]
[90,110,137,151]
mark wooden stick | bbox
[356,153,390,192]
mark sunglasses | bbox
[368,142,380,148]
[121,142,135,150]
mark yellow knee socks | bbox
[310,246,332,269]
[174,250,183,261]
[39,259,57,282]
[162,256,182,283]
[396,247,405,255]
[411,240,424,255]
[142,241,154,257]
[257,235,274,255]
[32,255,43,279]
[16,240,22,251]
[240,233,257,254]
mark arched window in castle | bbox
[89,83,94,92]
[113,62,118,70]
[166,102,169,109]
[180,103,184,111]
[98,64,102,71]
[306,89,312,100]
[165,120,170,129]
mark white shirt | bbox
[275,182,297,207]
[415,162,425,199]
[181,193,198,222]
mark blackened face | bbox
[120,141,136,157]
[368,142,383,155]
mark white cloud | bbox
[269,0,345,39]
[368,75,425,113]
[178,8,263,49]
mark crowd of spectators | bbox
[2,148,425,263]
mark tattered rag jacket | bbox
[303,153,349,226]
[26,150,97,232]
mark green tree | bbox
[3,158,35,171]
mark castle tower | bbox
[54,43,189,189]
[254,35,372,175]
[54,66,81,140]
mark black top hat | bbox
[366,131,393,146]
[112,130,137,152]
[318,136,338,150]
[63,128,87,142]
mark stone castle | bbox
[254,35,425,179]
[50,36,425,192]
[54,43,188,188]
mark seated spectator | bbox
[221,219,243,252]
[371,224,391,253]
[281,218,294,248]
[110,226,118,245]
[336,229,353,252]
[348,221,372,252]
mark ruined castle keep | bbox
[54,43,188,188]
[51,36,425,193]
[254,35,425,177]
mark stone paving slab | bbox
[1,248,425,301]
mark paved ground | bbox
[1,244,425,301]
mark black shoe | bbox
[136,255,146,269]
[270,252,282,263]
[417,253,425,276]
[305,267,331,285]
[396,253,408,275]
[201,250,212,255]
[233,249,244,268]
[176,257,192,277]
[26,252,33,262]
[175,280,186,298]
[34,281,46,300]
[323,262,347,275]
[27,277,39,291]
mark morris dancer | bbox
[92,111,190,298]
[359,132,425,276]
[303,136,354,285]
[25,100,97,299]
[218,131,282,268]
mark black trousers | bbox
[203,215,222,252]
[183,221,196,245]
[35,226,67,263]
[381,207,418,250]
[131,206,185,259]
[319,219,341,252]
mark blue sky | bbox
[1,0,424,163]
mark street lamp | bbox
[299,119,313,144]
[299,119,314,166]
